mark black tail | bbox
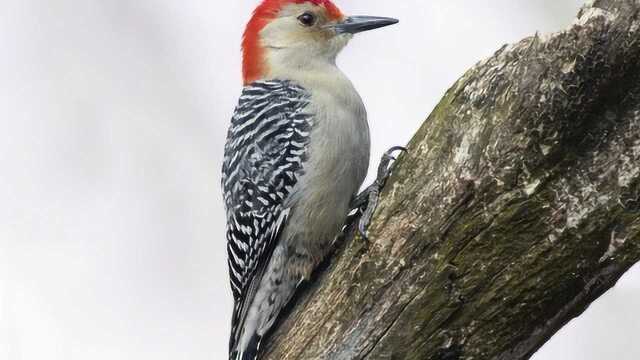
[230,333,262,360]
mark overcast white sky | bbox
[0,0,638,359]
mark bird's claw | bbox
[358,215,370,242]
[376,146,407,183]
[355,145,408,242]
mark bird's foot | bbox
[352,146,407,241]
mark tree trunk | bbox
[262,0,640,359]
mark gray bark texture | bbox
[263,0,640,359]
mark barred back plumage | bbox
[222,80,313,358]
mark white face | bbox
[259,3,351,74]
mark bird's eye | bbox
[297,12,316,27]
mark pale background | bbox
[1,0,639,359]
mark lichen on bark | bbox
[262,1,640,359]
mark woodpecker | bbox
[222,1,399,359]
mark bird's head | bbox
[242,0,398,84]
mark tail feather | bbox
[231,332,262,360]
[229,245,305,360]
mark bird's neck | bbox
[264,52,350,94]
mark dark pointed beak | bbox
[330,16,399,34]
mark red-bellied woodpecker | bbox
[222,1,399,359]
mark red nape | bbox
[242,0,344,85]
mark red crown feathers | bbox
[242,0,344,84]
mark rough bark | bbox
[263,1,640,359]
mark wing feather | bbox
[221,80,312,353]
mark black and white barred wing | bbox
[221,80,312,350]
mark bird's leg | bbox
[350,146,407,241]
